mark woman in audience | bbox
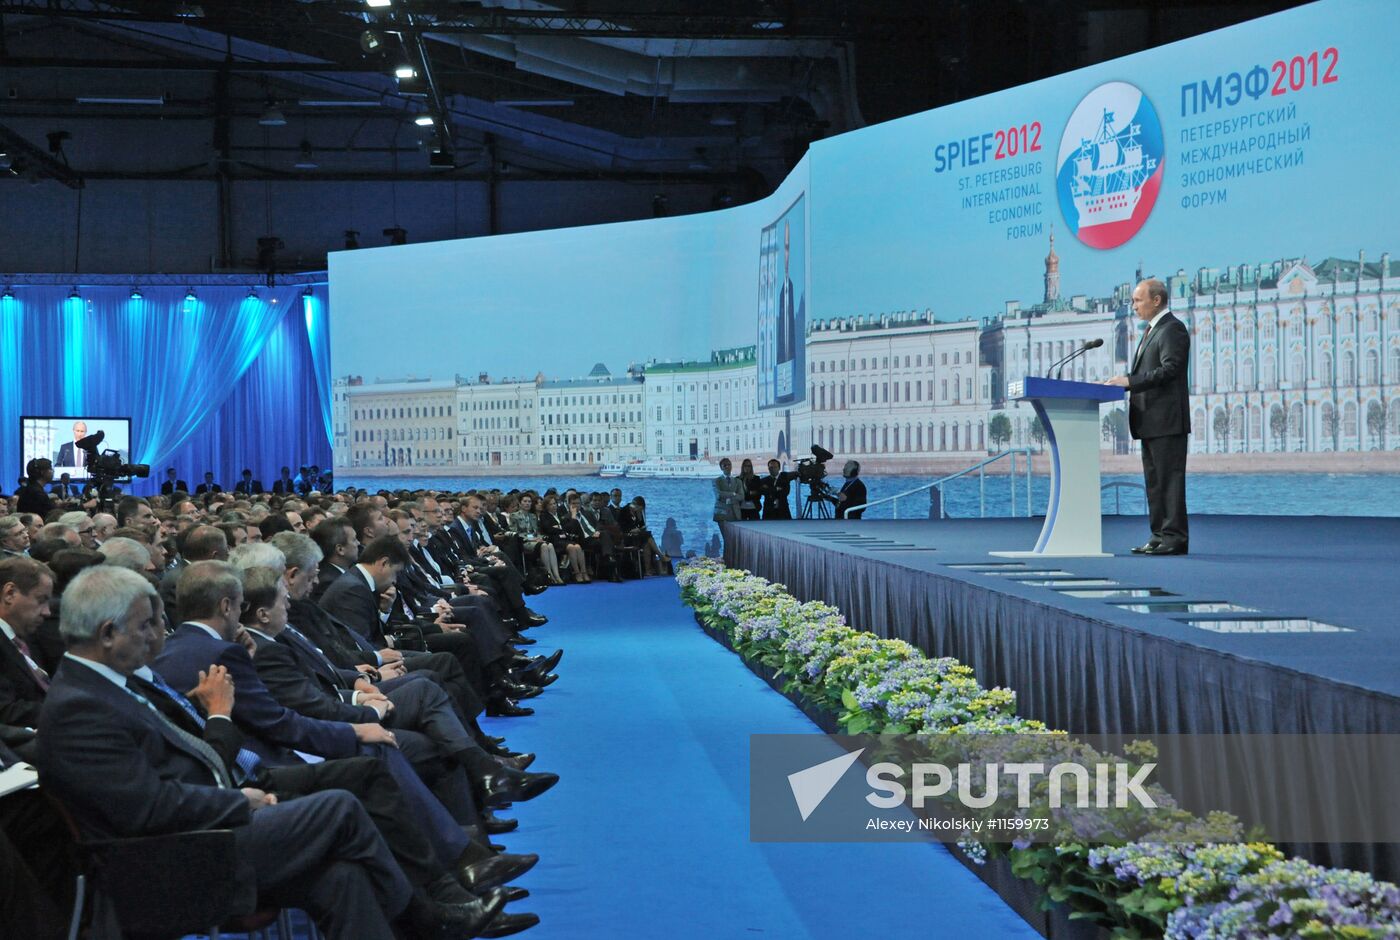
[511,493,564,585]
[618,496,666,575]
[540,494,589,583]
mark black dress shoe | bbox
[526,649,563,676]
[479,768,559,806]
[501,886,529,903]
[512,634,537,646]
[501,679,542,700]
[1144,543,1188,555]
[496,752,536,772]
[1130,541,1160,554]
[522,583,547,595]
[460,852,539,892]
[483,810,520,834]
[423,886,508,934]
[522,613,548,627]
[480,911,541,937]
[487,735,507,746]
[486,699,535,718]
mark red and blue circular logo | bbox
[1056,81,1165,249]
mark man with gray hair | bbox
[57,511,96,549]
[36,565,414,940]
[89,512,116,545]
[98,536,151,574]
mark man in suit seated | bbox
[271,466,296,495]
[36,564,414,940]
[195,471,223,495]
[48,473,77,501]
[160,467,189,496]
[135,589,531,936]
[234,469,264,496]
[0,556,54,730]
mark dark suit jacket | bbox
[15,483,53,517]
[289,598,378,668]
[35,658,250,841]
[760,472,795,520]
[154,623,358,763]
[836,478,867,519]
[160,479,189,495]
[127,670,248,777]
[246,631,376,724]
[1127,312,1192,440]
[0,632,48,726]
[319,568,382,643]
[54,442,82,468]
[49,482,77,500]
[233,480,264,495]
[194,482,223,495]
[313,560,345,602]
[272,478,295,494]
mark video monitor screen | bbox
[21,416,132,481]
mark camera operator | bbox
[759,459,796,520]
[832,460,866,519]
[17,459,55,517]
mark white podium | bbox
[991,376,1125,558]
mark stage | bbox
[724,515,1400,738]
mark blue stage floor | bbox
[486,577,1041,940]
[733,514,1400,704]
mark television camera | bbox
[796,444,835,519]
[76,430,149,507]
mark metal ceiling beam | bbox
[0,121,84,187]
[0,55,387,71]
[0,1,928,40]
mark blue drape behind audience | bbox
[0,282,331,495]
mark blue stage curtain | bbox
[0,282,330,497]
[302,292,335,444]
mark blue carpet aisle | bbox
[488,576,1039,940]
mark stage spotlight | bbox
[359,30,384,54]
[302,287,313,298]
[414,115,435,127]
[394,65,417,80]
[129,285,142,299]
[365,0,392,7]
[258,101,287,127]
[652,193,669,217]
[2,285,14,299]
[429,149,454,169]
[383,226,408,245]
[344,229,360,250]
[68,286,81,300]
[294,140,318,169]
[246,286,258,299]
[0,151,12,171]
[185,287,197,300]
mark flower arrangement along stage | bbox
[677,557,1400,939]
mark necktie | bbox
[75,448,84,470]
[477,521,494,547]
[142,672,262,784]
[11,636,49,691]
[1132,324,1152,370]
[123,686,232,788]
[283,625,348,688]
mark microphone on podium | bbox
[1047,338,1104,380]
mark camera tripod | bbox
[799,483,833,519]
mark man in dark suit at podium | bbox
[53,420,88,471]
[1105,278,1191,556]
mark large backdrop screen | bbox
[330,0,1399,520]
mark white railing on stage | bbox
[1101,480,1149,516]
[845,448,1036,519]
